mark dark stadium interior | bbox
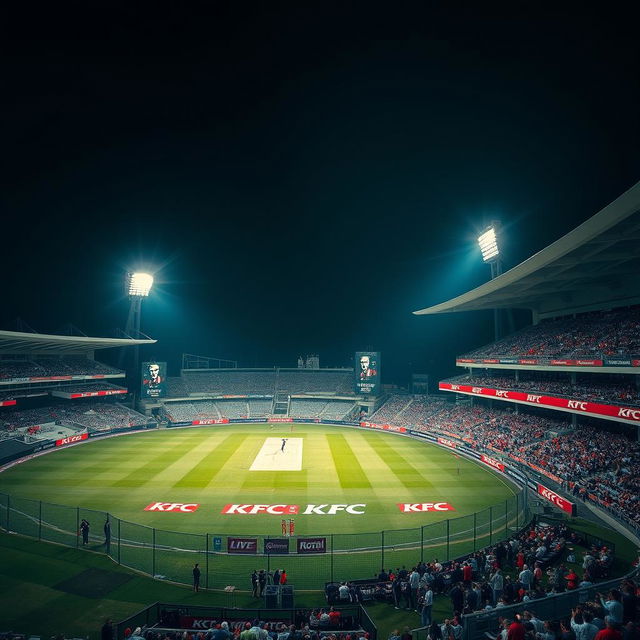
[1,3,640,640]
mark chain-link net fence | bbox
[0,489,530,590]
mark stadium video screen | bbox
[355,352,381,395]
[141,361,167,399]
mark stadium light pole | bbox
[125,272,154,408]
[477,223,503,341]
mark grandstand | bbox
[173,367,353,397]
[0,330,155,457]
[411,180,640,536]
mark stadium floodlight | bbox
[127,272,154,297]
[478,226,500,263]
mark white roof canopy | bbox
[413,181,640,318]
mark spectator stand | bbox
[116,603,377,640]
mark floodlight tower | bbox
[477,223,503,341]
[125,272,154,406]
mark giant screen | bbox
[141,361,167,399]
[355,352,381,395]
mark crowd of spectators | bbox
[375,521,637,639]
[48,382,127,394]
[163,398,356,422]
[450,374,640,407]
[0,357,122,380]
[0,401,152,434]
[368,395,640,528]
[461,307,640,360]
[175,369,353,397]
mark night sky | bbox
[2,4,639,385]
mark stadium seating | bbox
[179,369,353,396]
[460,307,640,359]
[0,357,122,380]
[0,402,152,434]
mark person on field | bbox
[258,569,267,596]
[80,518,90,545]
[251,570,259,597]
[104,518,111,553]
[281,438,288,452]
[280,569,287,585]
[193,562,201,592]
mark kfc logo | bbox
[451,384,460,390]
[536,484,575,515]
[495,390,509,398]
[397,503,455,513]
[480,454,505,472]
[472,387,482,394]
[437,437,457,449]
[302,504,366,515]
[144,502,200,512]
[55,433,88,447]
[222,504,299,515]
[618,408,640,420]
[526,394,542,403]
[567,400,587,410]
[221,503,365,515]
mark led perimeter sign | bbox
[355,352,381,395]
[141,361,167,399]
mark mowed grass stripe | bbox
[366,434,434,490]
[242,470,309,489]
[172,434,249,488]
[326,434,371,489]
[111,437,209,487]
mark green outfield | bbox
[0,423,525,589]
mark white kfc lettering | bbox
[145,502,200,512]
[567,400,587,410]
[303,504,328,515]
[451,385,460,390]
[618,408,640,420]
[495,390,509,398]
[472,387,482,394]
[526,394,542,403]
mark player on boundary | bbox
[281,438,288,452]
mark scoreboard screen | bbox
[355,352,381,395]
[141,361,167,399]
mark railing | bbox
[116,603,377,640]
[0,489,529,591]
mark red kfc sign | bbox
[480,454,505,472]
[437,436,457,449]
[536,484,576,516]
[222,504,300,515]
[55,432,88,447]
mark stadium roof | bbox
[0,330,156,354]
[413,180,640,319]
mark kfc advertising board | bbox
[480,454,505,473]
[55,432,88,447]
[439,382,640,424]
[537,483,576,516]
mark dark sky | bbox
[1,4,639,385]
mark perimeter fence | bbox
[0,490,530,590]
